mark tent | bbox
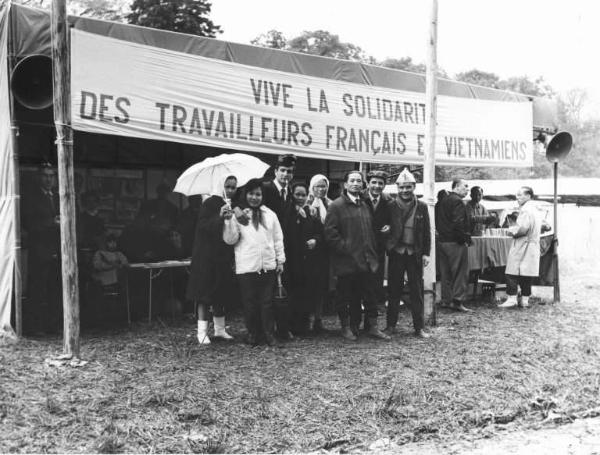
[0,3,559,336]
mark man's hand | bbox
[233,207,250,226]
[275,263,284,274]
[422,255,429,267]
[380,224,391,234]
[307,206,318,218]
[306,239,317,250]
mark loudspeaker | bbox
[11,55,53,110]
[545,131,573,163]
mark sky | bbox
[211,0,600,117]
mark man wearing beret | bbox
[385,169,431,337]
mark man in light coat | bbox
[498,186,542,308]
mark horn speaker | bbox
[544,131,573,163]
[10,55,54,110]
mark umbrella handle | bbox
[277,272,283,288]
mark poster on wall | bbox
[71,30,534,167]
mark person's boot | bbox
[415,328,431,338]
[197,320,211,345]
[451,300,474,312]
[340,317,357,341]
[213,316,234,341]
[519,296,530,308]
[367,318,391,340]
[498,295,518,308]
[312,318,327,334]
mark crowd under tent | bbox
[0,2,560,336]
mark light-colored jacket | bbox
[223,206,285,274]
[506,200,541,277]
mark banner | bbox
[71,30,533,167]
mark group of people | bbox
[188,154,435,346]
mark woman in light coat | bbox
[498,186,541,308]
[223,178,285,346]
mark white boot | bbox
[197,320,211,345]
[213,316,234,340]
[520,296,530,308]
[498,295,518,308]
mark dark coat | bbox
[386,198,432,269]
[23,187,60,261]
[363,193,391,255]
[435,192,471,244]
[324,193,379,277]
[185,196,234,301]
[283,206,325,290]
[262,180,292,223]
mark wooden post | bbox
[7,9,23,337]
[423,0,438,325]
[51,0,80,357]
[552,161,560,303]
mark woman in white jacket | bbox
[498,186,542,309]
[223,178,285,346]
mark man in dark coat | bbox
[435,178,473,312]
[363,170,391,317]
[261,154,296,221]
[385,169,431,337]
[22,164,61,333]
[324,170,390,341]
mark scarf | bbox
[396,195,417,226]
[309,174,330,223]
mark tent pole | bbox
[51,0,80,357]
[423,0,438,326]
[552,161,560,303]
[7,3,23,338]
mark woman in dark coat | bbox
[186,175,238,344]
[284,182,325,335]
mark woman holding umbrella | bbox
[223,178,285,346]
[186,175,238,344]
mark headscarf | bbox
[242,178,265,230]
[309,174,330,223]
[210,174,237,203]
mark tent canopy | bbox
[10,4,557,134]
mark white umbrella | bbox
[174,153,270,197]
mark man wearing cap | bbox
[435,178,473,312]
[324,170,390,341]
[362,170,391,329]
[385,169,431,337]
[466,186,496,236]
[261,154,296,222]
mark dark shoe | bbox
[341,326,358,341]
[384,326,399,335]
[452,302,474,313]
[246,333,259,346]
[415,329,431,338]
[265,334,280,347]
[278,331,294,341]
[368,327,391,340]
[312,319,328,334]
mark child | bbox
[92,234,129,324]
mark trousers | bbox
[336,272,378,328]
[238,271,276,340]
[438,242,469,304]
[506,274,532,297]
[387,251,424,331]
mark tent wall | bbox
[9,4,557,132]
[0,0,17,338]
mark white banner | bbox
[71,30,533,167]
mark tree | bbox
[286,30,366,61]
[455,69,501,88]
[250,30,287,49]
[127,0,221,37]
[380,57,426,74]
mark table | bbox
[468,236,513,271]
[127,259,191,323]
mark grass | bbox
[1,278,600,453]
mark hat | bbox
[276,154,297,167]
[396,169,416,184]
[366,170,389,182]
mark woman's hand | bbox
[220,204,233,220]
[306,239,317,250]
[276,263,284,274]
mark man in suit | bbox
[324,170,390,341]
[362,170,391,331]
[385,169,431,337]
[261,154,296,221]
[22,164,61,334]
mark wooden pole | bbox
[51,0,80,357]
[7,6,23,337]
[552,161,560,303]
[423,0,438,326]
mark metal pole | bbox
[51,0,80,357]
[552,161,560,303]
[423,0,438,325]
